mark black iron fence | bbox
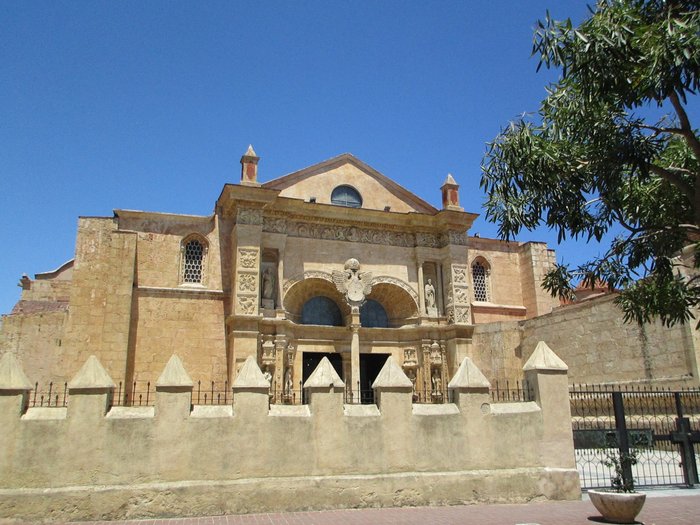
[193,380,231,405]
[570,384,700,489]
[28,382,68,408]
[113,381,153,407]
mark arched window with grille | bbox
[181,236,207,285]
[471,258,491,302]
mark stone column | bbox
[350,312,361,395]
[417,261,426,315]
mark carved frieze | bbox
[237,208,263,226]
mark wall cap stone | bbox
[448,357,491,390]
[0,353,33,391]
[372,355,413,389]
[523,341,568,372]
[303,356,345,389]
[68,355,116,390]
[156,355,194,388]
[233,356,270,390]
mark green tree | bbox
[481,0,700,326]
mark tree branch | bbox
[649,164,695,201]
[669,90,700,163]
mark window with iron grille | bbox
[472,260,490,301]
[183,239,205,284]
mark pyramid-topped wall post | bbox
[523,341,577,470]
[448,357,491,414]
[67,355,116,420]
[240,144,260,187]
[303,357,345,415]
[155,355,194,421]
[0,353,33,419]
[372,356,413,417]
[440,174,463,211]
[232,355,270,418]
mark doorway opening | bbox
[359,353,390,404]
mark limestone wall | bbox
[0,350,580,522]
[521,294,699,387]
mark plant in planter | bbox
[588,449,646,524]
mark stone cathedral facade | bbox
[1,147,562,398]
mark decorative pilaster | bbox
[444,263,470,325]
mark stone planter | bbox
[588,489,646,523]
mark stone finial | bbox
[372,356,413,389]
[233,356,270,389]
[303,357,344,389]
[156,355,193,388]
[0,353,33,390]
[440,173,463,211]
[448,357,491,390]
[523,341,568,372]
[240,144,260,187]
[68,355,115,390]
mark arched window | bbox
[471,259,491,302]
[360,299,388,328]
[181,236,207,284]
[301,296,343,326]
[331,185,362,208]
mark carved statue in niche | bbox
[284,367,294,400]
[332,258,372,309]
[431,368,443,397]
[424,278,438,317]
[261,266,276,309]
[262,366,273,386]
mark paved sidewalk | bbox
[55,489,700,525]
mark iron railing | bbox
[28,382,68,408]
[570,384,700,489]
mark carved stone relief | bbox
[452,265,468,284]
[237,208,263,226]
[238,249,258,269]
[237,296,256,315]
[371,276,420,306]
[455,287,470,304]
[283,271,334,293]
[454,306,471,324]
[238,273,256,293]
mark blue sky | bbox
[1,1,692,315]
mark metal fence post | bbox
[612,391,633,486]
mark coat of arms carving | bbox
[332,258,373,309]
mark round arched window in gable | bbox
[301,296,344,326]
[331,185,362,208]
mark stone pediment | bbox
[262,154,438,214]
